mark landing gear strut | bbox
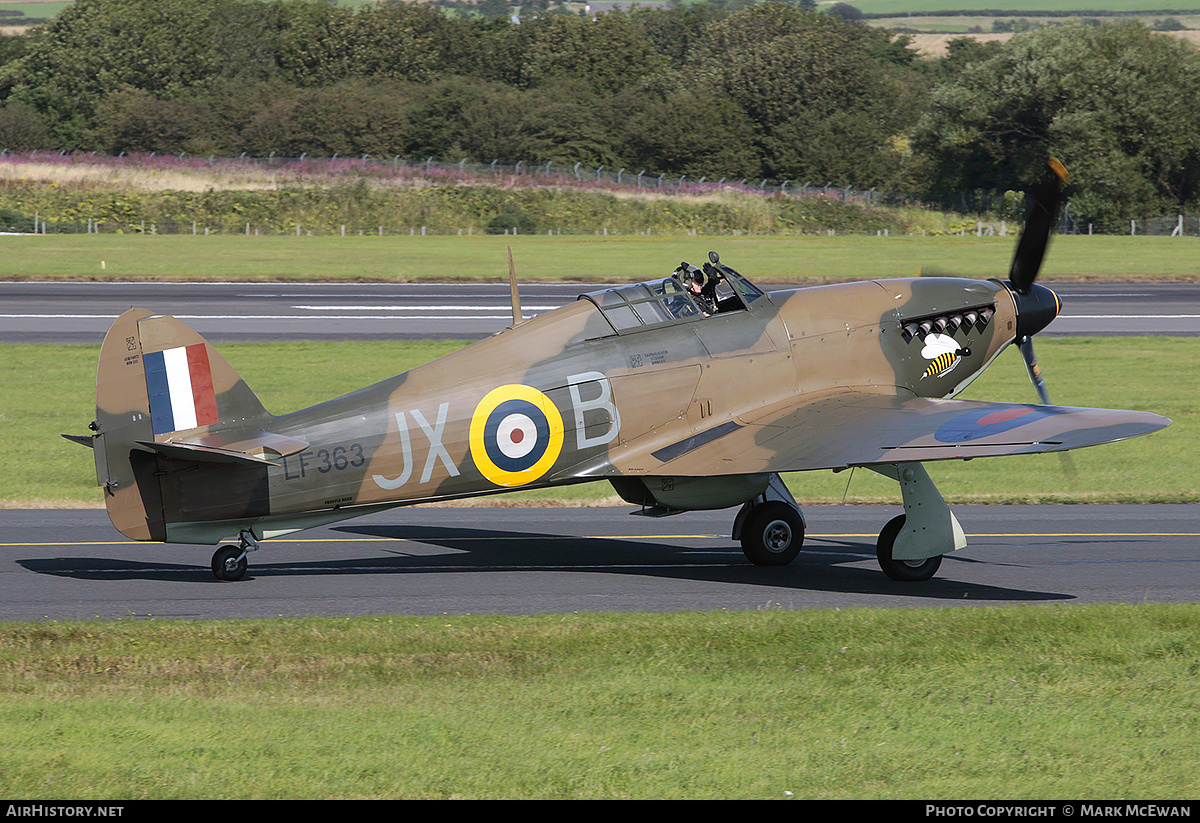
[867,462,965,582]
[734,474,806,566]
[210,530,258,581]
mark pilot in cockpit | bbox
[674,261,717,315]
[689,268,717,314]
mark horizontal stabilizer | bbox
[61,433,95,449]
[136,431,309,466]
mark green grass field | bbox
[0,2,69,21]
[3,605,1199,799]
[2,233,1198,282]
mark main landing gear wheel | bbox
[876,514,942,582]
[740,501,805,566]
[211,545,248,582]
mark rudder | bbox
[91,309,269,541]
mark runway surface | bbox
[2,281,1198,343]
[3,504,1198,621]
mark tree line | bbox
[0,0,1198,227]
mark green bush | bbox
[486,205,539,235]
[0,206,33,233]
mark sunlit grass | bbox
[2,605,1199,799]
[0,232,1198,282]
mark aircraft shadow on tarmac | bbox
[18,557,209,584]
[336,523,1071,602]
[18,523,1073,603]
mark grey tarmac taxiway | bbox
[2,504,1197,621]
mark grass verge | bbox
[2,605,1199,799]
[0,233,1198,283]
[7,336,1195,508]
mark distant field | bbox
[854,0,1200,13]
[835,0,1200,54]
[0,1,68,26]
[902,28,1200,56]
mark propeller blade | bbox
[1005,159,1074,480]
[1018,335,1078,479]
[1060,451,1080,481]
[1008,158,1068,294]
[1017,335,1051,406]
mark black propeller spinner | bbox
[1005,158,1069,405]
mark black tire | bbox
[876,514,942,582]
[211,545,248,581]
[740,502,804,566]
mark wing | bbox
[589,390,1170,477]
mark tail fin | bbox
[91,309,272,541]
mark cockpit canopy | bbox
[579,265,765,335]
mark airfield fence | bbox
[21,216,1200,238]
[4,150,1199,238]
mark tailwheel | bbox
[211,545,248,582]
[876,514,942,582]
[740,501,805,566]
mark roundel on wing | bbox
[934,406,1048,443]
[470,384,565,487]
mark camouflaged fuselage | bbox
[87,270,1166,546]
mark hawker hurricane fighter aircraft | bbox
[67,160,1169,581]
